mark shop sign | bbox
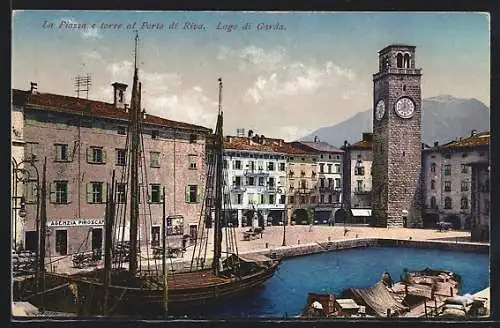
[47,219,105,227]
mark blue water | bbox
[180,247,489,318]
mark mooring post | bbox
[450,286,453,296]
[434,298,438,315]
[424,301,428,318]
[386,309,391,317]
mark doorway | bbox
[24,231,38,251]
[190,225,198,240]
[55,230,68,255]
[92,228,103,253]
[151,226,160,247]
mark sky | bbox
[12,11,490,141]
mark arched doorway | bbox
[293,209,309,225]
[445,215,461,230]
[334,208,348,224]
[422,214,439,229]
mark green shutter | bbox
[66,182,71,203]
[185,186,189,203]
[147,184,152,203]
[196,185,201,203]
[49,182,57,203]
[102,182,107,203]
[87,147,92,163]
[102,150,107,163]
[87,183,93,203]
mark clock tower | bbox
[372,44,423,228]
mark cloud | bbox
[81,50,104,62]
[277,126,315,142]
[244,60,357,103]
[98,60,216,128]
[217,45,286,72]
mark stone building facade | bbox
[293,138,344,224]
[12,82,211,257]
[469,161,490,242]
[372,44,423,228]
[223,134,287,227]
[341,133,373,223]
[421,131,490,230]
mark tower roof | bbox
[378,44,416,54]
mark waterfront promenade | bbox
[43,225,477,275]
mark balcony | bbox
[319,186,340,193]
[231,185,246,192]
[354,188,371,195]
[244,169,269,177]
[373,67,422,80]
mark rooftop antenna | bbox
[73,73,92,99]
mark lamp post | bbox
[12,155,40,251]
[278,186,286,246]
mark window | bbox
[356,180,363,192]
[87,146,106,164]
[461,164,468,173]
[335,178,341,189]
[87,182,105,204]
[300,180,307,189]
[335,164,341,173]
[320,195,325,203]
[234,160,242,170]
[185,185,199,203]
[235,194,242,205]
[310,196,316,204]
[403,53,411,68]
[279,162,286,171]
[431,180,436,190]
[149,184,162,203]
[444,165,451,176]
[258,177,265,186]
[117,126,127,135]
[50,181,69,204]
[319,163,325,173]
[328,195,333,203]
[55,144,69,162]
[289,196,295,204]
[248,161,255,171]
[327,164,332,173]
[396,53,403,68]
[269,194,275,205]
[152,130,159,139]
[188,155,197,169]
[268,162,275,171]
[300,196,306,204]
[328,178,333,188]
[25,180,38,203]
[116,149,126,166]
[320,178,325,188]
[151,226,160,247]
[430,163,436,173]
[460,197,468,209]
[444,181,451,192]
[268,177,275,187]
[25,142,39,161]
[430,196,437,208]
[444,197,452,209]
[247,176,255,186]
[150,151,160,168]
[257,161,264,170]
[118,90,124,103]
[223,160,228,169]
[233,176,242,187]
[280,195,285,204]
[461,181,469,192]
[116,183,126,203]
[55,230,67,255]
[259,195,265,204]
[189,134,197,143]
[300,170,306,177]
[355,161,365,175]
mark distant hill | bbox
[300,95,490,147]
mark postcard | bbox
[11,10,490,320]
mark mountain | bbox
[300,95,490,147]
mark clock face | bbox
[375,99,385,120]
[394,97,415,119]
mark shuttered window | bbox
[185,185,200,203]
[50,181,70,204]
[87,147,106,164]
[87,182,106,204]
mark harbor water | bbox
[176,246,489,318]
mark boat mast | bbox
[129,32,141,277]
[104,170,115,315]
[213,78,224,276]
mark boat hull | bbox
[27,261,280,317]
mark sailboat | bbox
[23,35,280,318]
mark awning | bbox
[351,209,372,217]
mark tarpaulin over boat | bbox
[342,281,408,317]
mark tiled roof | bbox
[223,136,314,155]
[348,139,373,150]
[12,89,212,133]
[441,131,490,149]
[298,141,344,154]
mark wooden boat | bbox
[23,34,280,318]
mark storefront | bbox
[45,218,105,256]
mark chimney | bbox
[30,82,38,94]
[236,128,245,137]
[142,109,146,120]
[471,129,477,137]
[314,136,319,143]
[248,129,254,138]
[362,132,373,142]
[112,82,128,109]
[434,141,439,147]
